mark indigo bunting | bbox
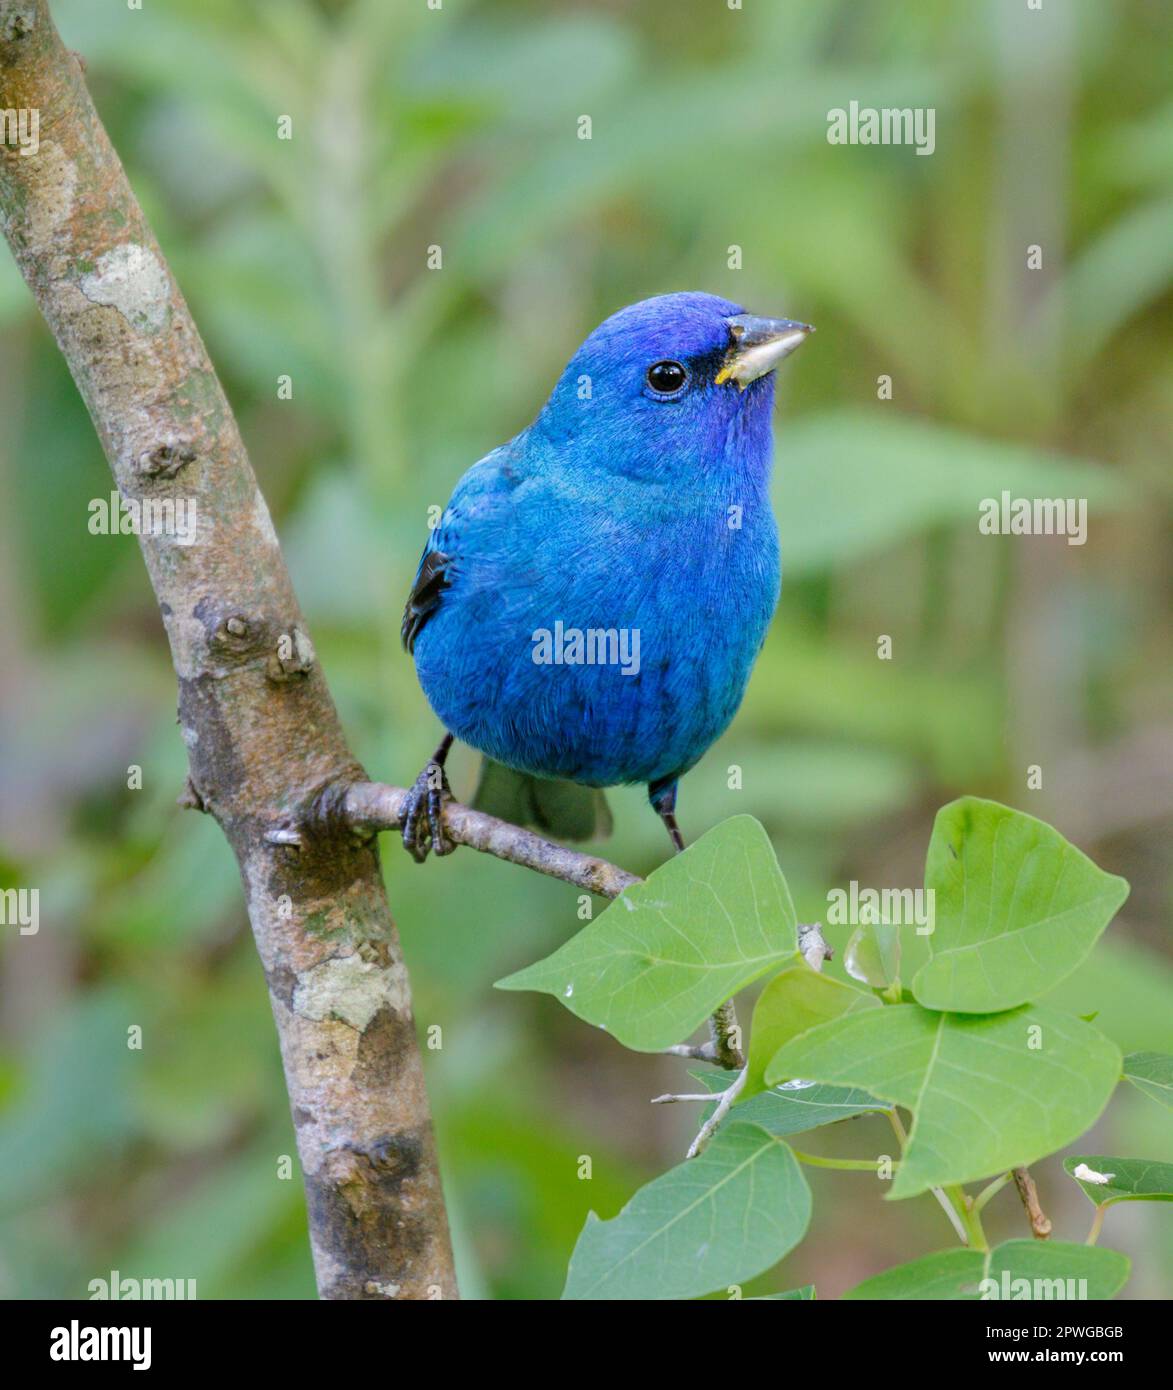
[401,292,811,860]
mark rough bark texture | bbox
[0,0,456,1299]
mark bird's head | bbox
[535,291,812,482]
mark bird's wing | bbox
[400,442,524,655]
[400,546,451,654]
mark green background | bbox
[0,0,1169,1299]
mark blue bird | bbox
[400,291,812,860]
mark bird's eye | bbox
[646,360,688,396]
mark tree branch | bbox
[332,782,640,899]
[0,1,456,1299]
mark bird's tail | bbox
[471,758,612,842]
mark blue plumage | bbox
[401,291,811,857]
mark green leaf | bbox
[845,1248,979,1300]
[845,1240,1129,1300]
[982,1240,1130,1301]
[1121,1052,1173,1110]
[1064,1156,1173,1207]
[742,966,878,1100]
[691,1068,890,1136]
[765,1003,1121,1198]
[912,798,1129,1013]
[747,1285,816,1300]
[562,1122,811,1300]
[496,816,797,1050]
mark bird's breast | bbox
[414,483,779,788]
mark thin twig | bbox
[661,1041,728,1064]
[686,1068,747,1159]
[339,781,640,898]
[677,923,833,1154]
[1012,1165,1053,1239]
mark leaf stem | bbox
[1086,1205,1106,1246]
[973,1171,1014,1214]
[886,1109,972,1247]
[791,1150,894,1173]
[943,1184,989,1252]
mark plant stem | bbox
[1086,1205,1106,1246]
[791,1150,895,1173]
[685,1067,746,1159]
[886,1108,973,1247]
[973,1171,1014,1214]
[944,1184,989,1252]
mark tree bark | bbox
[0,0,457,1299]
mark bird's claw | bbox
[401,759,455,863]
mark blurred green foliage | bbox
[0,0,1169,1299]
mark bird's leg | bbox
[402,732,456,863]
[648,776,685,853]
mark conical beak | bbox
[715,314,814,389]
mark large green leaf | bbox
[692,1068,890,1136]
[765,1003,1121,1198]
[1121,1052,1173,1110]
[562,1122,810,1300]
[742,966,878,1100]
[845,1240,1129,1300]
[912,798,1129,1013]
[1064,1156,1173,1207]
[496,817,797,1050]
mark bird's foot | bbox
[401,757,456,863]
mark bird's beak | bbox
[715,314,814,389]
